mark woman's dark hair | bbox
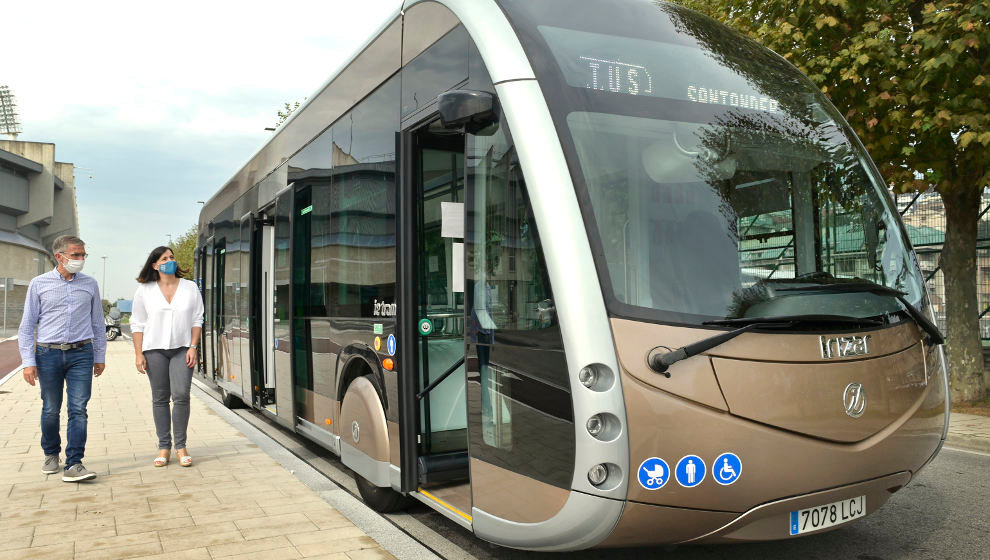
[136,246,187,283]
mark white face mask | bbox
[62,256,85,274]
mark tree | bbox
[172,225,198,276]
[676,0,989,402]
[275,98,306,128]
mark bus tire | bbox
[354,473,409,513]
[220,387,243,409]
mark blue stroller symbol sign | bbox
[713,452,742,485]
[637,457,670,490]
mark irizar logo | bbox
[843,382,867,418]
[820,334,871,359]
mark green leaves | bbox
[673,0,988,196]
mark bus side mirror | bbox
[437,90,499,134]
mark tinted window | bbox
[288,128,333,317]
[273,191,291,346]
[327,75,400,317]
[466,104,573,489]
[401,26,470,117]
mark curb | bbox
[1,365,21,387]
[944,433,990,454]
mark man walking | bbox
[18,235,107,482]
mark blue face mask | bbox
[159,260,178,275]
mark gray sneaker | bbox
[42,455,59,474]
[62,463,97,482]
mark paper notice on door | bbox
[441,202,464,239]
[452,242,464,292]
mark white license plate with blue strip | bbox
[790,495,866,535]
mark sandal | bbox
[153,451,170,467]
[177,449,193,467]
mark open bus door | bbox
[397,121,472,509]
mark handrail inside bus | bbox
[417,356,465,400]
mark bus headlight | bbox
[588,463,609,486]
[586,412,621,441]
[578,366,598,388]
[586,414,604,437]
[578,364,615,392]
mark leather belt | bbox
[37,339,92,351]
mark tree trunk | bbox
[939,186,985,402]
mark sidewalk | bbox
[946,412,990,454]
[0,341,405,560]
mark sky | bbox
[3,0,401,301]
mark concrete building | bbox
[0,140,80,332]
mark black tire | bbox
[354,473,410,513]
[106,328,118,341]
[219,387,243,409]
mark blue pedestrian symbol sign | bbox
[637,457,670,490]
[386,334,396,356]
[675,455,706,488]
[712,452,742,485]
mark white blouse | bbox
[131,279,205,351]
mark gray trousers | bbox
[144,347,193,450]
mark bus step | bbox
[417,451,469,485]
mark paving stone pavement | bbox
[0,340,399,560]
[945,412,990,454]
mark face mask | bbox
[62,257,85,274]
[159,260,178,275]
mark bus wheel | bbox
[220,387,242,409]
[354,473,409,513]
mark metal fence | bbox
[896,189,990,343]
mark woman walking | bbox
[131,246,204,467]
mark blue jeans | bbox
[36,343,94,469]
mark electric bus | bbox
[195,0,949,550]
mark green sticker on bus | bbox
[418,318,434,336]
[300,205,313,216]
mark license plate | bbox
[789,495,866,535]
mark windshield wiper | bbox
[647,315,881,376]
[775,276,944,345]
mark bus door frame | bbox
[212,236,227,385]
[250,207,277,409]
[396,121,470,493]
[397,129,420,492]
[201,234,215,381]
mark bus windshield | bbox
[499,0,925,325]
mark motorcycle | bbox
[105,307,122,341]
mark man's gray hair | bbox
[52,235,86,255]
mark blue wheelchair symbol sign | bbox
[637,457,670,490]
[675,455,706,487]
[712,452,742,485]
[386,334,396,356]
